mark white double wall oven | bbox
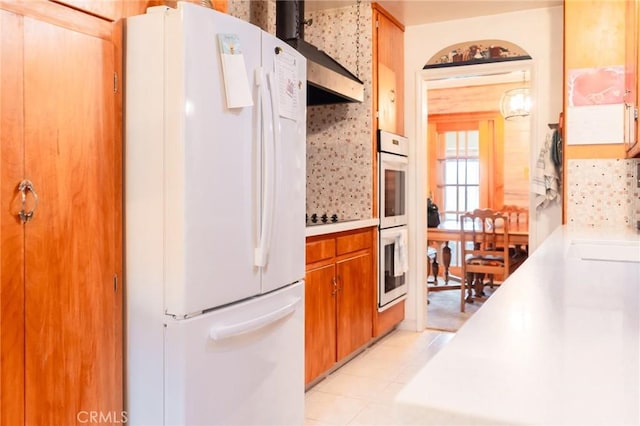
[378,130,409,311]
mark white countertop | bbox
[395,225,640,425]
[305,218,379,237]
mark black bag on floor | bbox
[427,199,440,228]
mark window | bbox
[441,129,480,222]
[427,112,504,224]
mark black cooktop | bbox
[306,213,339,226]
[305,213,361,227]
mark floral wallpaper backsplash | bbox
[304,2,373,220]
[227,0,251,23]
[566,159,640,229]
[228,0,374,220]
[227,0,274,33]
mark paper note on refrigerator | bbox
[275,50,299,121]
[218,34,253,109]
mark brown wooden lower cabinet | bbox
[336,253,373,359]
[305,227,374,386]
[305,263,337,383]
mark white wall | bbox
[401,6,564,330]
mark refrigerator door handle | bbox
[254,68,274,267]
[209,296,301,341]
[254,67,263,266]
[263,71,280,258]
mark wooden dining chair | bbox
[501,204,528,225]
[500,205,529,259]
[459,208,523,312]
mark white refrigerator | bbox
[125,3,306,425]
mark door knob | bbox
[17,179,38,223]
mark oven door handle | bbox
[380,153,409,166]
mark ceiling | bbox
[306,0,562,26]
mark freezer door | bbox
[258,33,306,293]
[164,281,304,425]
[164,4,264,315]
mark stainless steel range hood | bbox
[276,0,364,105]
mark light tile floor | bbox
[304,329,454,425]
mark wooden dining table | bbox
[426,220,529,288]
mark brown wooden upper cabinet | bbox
[373,3,404,135]
[625,0,640,157]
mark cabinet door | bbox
[305,264,336,384]
[375,10,404,135]
[0,9,27,425]
[2,14,122,425]
[336,253,373,360]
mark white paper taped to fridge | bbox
[217,34,253,109]
[275,50,299,121]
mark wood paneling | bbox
[428,84,529,207]
[502,119,530,207]
[427,82,523,115]
[491,118,505,209]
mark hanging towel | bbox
[393,229,409,277]
[532,128,560,209]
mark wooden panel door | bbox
[304,264,336,385]
[336,253,372,360]
[0,9,27,426]
[0,12,122,425]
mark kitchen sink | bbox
[567,239,640,263]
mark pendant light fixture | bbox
[500,71,531,120]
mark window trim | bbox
[427,111,504,220]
